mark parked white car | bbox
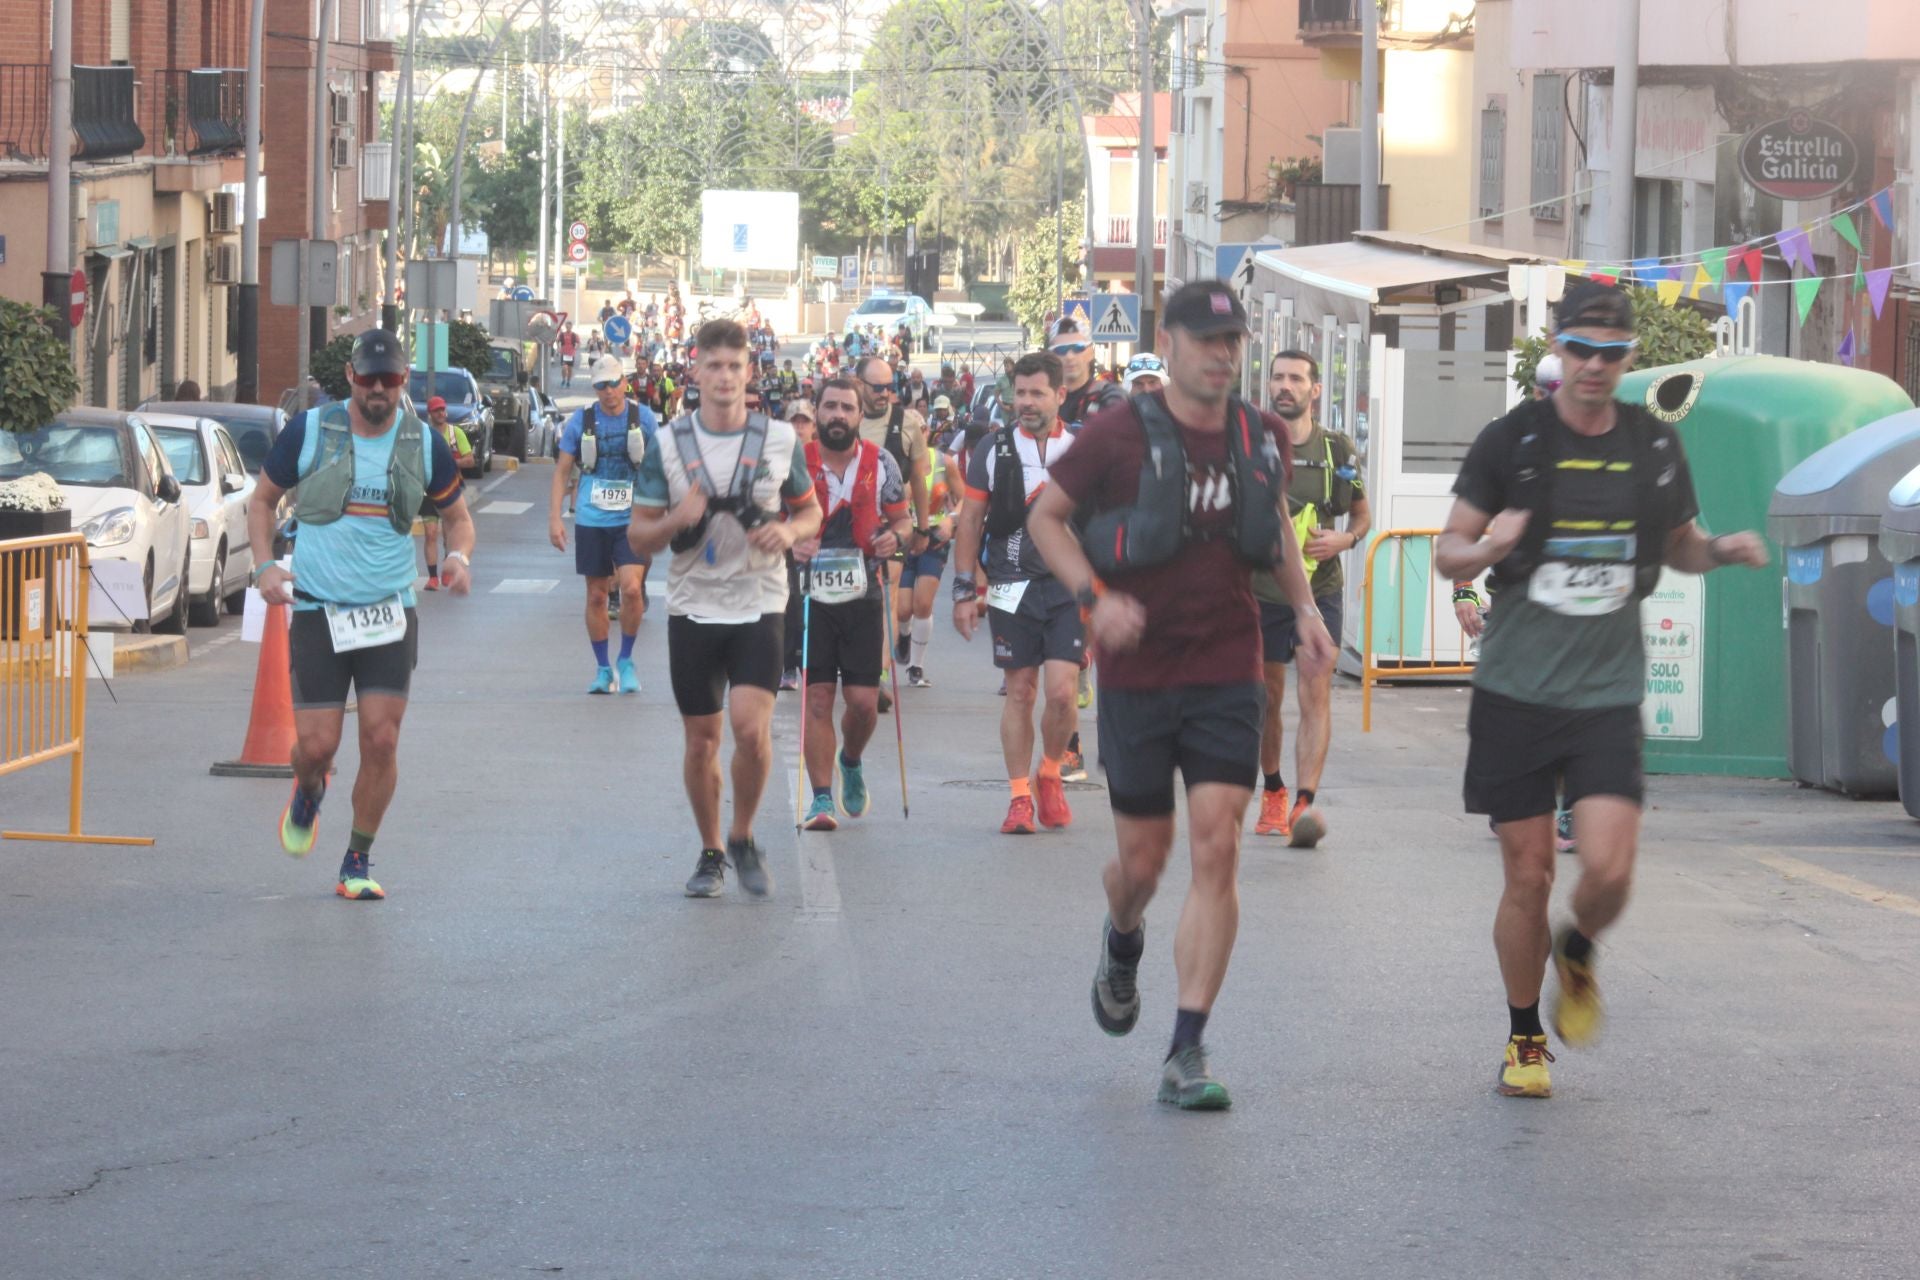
[144,412,256,626]
[0,409,192,632]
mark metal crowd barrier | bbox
[1360,528,1476,733]
[0,532,153,845]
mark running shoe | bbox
[779,668,801,691]
[1035,773,1072,829]
[728,835,773,897]
[908,665,931,688]
[1158,1044,1231,1111]
[1060,747,1087,783]
[336,850,384,901]
[1000,795,1037,835]
[1077,667,1093,710]
[1091,914,1141,1036]
[1550,925,1604,1046]
[424,575,440,592]
[617,658,641,695]
[684,849,727,897]
[1288,799,1326,849]
[802,794,838,832]
[1497,1035,1555,1098]
[840,757,870,819]
[1555,808,1576,855]
[1254,786,1291,838]
[279,781,323,858]
[894,631,911,666]
[997,677,1007,697]
[589,666,616,695]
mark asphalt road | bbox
[6,455,1920,1278]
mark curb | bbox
[114,633,189,674]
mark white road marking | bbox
[491,578,559,595]
[778,726,841,919]
[1751,850,1920,921]
[479,473,513,495]
[479,500,533,515]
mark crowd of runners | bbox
[249,276,1768,1112]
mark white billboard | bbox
[699,190,800,272]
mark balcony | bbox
[1299,0,1402,42]
[1293,183,1390,247]
[150,70,245,157]
[1103,215,1168,248]
[0,64,145,163]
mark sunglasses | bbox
[863,380,895,392]
[1050,342,1091,356]
[592,380,621,390]
[351,371,407,389]
[1558,337,1639,364]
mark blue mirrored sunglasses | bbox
[1050,342,1091,356]
[1556,336,1639,364]
[592,380,621,390]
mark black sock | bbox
[840,750,861,768]
[1264,771,1284,793]
[1068,731,1081,754]
[1296,788,1316,807]
[1169,1007,1209,1057]
[1106,921,1144,961]
[1509,1002,1545,1039]
[427,562,438,577]
[1561,928,1595,964]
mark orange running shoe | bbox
[1035,773,1073,829]
[1001,795,1037,835]
[1254,786,1290,837]
[1288,798,1327,849]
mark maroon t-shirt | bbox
[1047,393,1292,691]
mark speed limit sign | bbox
[568,221,589,244]
[568,241,589,264]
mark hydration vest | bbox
[984,421,1070,539]
[666,409,773,553]
[1079,394,1287,575]
[577,402,646,473]
[292,401,429,538]
[805,439,885,555]
[881,402,909,476]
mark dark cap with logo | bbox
[350,328,408,376]
[1162,280,1250,336]
[1555,280,1635,333]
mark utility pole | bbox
[41,0,73,341]
[1610,0,1641,264]
[1132,0,1156,348]
[1053,0,1067,311]
[536,0,552,299]
[237,0,266,400]
[385,0,422,332]
[300,0,343,399]
[552,63,566,301]
[1359,0,1380,231]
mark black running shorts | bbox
[1464,687,1645,823]
[987,580,1084,671]
[288,606,419,709]
[803,597,884,688]
[1259,593,1344,666]
[1096,681,1266,817]
[667,612,785,717]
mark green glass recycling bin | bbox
[1615,356,1913,778]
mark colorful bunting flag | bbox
[1794,275,1822,326]
[1780,228,1817,273]
[1739,247,1765,281]
[1701,247,1728,284]
[1838,327,1857,367]
[1855,264,1868,295]
[1689,265,1712,300]
[1722,281,1751,315]
[1562,259,1588,275]
[1868,267,1894,319]
[1872,189,1896,229]
[1592,271,1619,287]
[1655,279,1685,307]
[1833,211,1862,253]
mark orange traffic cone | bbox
[209,601,296,778]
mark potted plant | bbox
[0,297,79,540]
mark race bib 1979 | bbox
[808,547,867,604]
[324,594,407,652]
[1528,534,1636,616]
[591,481,633,512]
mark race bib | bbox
[324,594,407,652]
[809,547,868,605]
[986,579,1029,614]
[1528,536,1636,616]
[591,481,633,512]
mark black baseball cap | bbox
[350,329,408,376]
[1162,280,1249,336]
[1556,280,1634,333]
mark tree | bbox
[310,335,356,401]
[1510,286,1717,391]
[0,300,80,435]
[1007,196,1085,336]
[447,319,494,381]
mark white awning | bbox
[1250,237,1534,328]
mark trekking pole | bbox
[793,588,812,831]
[881,588,909,818]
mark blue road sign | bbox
[512,285,534,302]
[732,224,750,254]
[1215,242,1282,289]
[1089,293,1142,344]
[603,315,632,346]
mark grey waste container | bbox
[1880,464,1920,817]
[1767,409,1920,796]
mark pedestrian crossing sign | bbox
[1090,293,1141,343]
[1059,298,1093,333]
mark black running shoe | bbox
[1092,914,1141,1036]
[728,835,773,897]
[894,631,911,665]
[684,849,727,898]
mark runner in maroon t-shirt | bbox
[1029,280,1333,1111]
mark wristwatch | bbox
[1075,584,1098,611]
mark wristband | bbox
[1075,584,1098,611]
[1452,587,1482,606]
[951,574,978,603]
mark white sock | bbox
[910,616,932,668]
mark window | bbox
[1635,178,1683,258]
[1479,102,1506,221]
[1530,74,1565,222]
[109,0,130,63]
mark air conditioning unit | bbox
[210,242,239,285]
[209,190,237,234]
[331,89,352,127]
[1186,182,1208,214]
[332,136,354,169]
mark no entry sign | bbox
[69,269,86,327]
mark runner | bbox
[1122,352,1165,395]
[895,397,964,687]
[1027,281,1329,1109]
[1432,281,1767,1099]
[418,395,472,590]
[793,378,913,830]
[952,350,1084,835]
[248,329,475,901]
[781,401,818,690]
[1051,314,1126,738]
[549,354,657,695]
[857,354,933,711]
[557,321,580,388]
[630,319,822,898]
[1251,350,1369,846]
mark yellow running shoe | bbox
[1550,925,1604,1046]
[279,782,322,858]
[1497,1035,1554,1098]
[335,850,384,901]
